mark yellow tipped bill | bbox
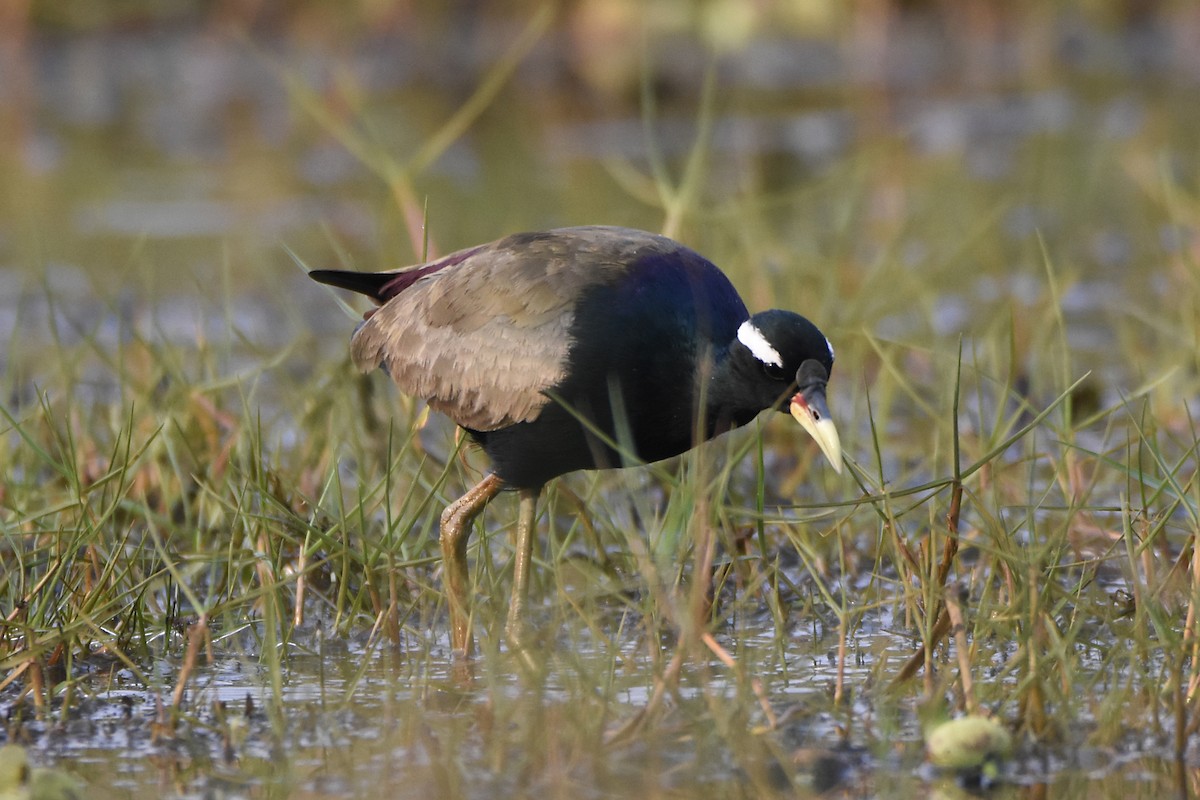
[790,390,842,474]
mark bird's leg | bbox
[440,473,504,657]
[506,487,541,638]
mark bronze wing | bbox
[334,227,671,431]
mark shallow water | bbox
[11,612,1195,798]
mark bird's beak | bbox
[789,360,843,474]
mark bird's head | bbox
[730,310,842,474]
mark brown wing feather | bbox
[348,227,675,431]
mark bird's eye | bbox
[762,362,787,381]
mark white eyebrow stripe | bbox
[737,321,783,367]
[825,337,835,361]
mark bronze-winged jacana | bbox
[310,226,841,655]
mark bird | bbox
[310,226,842,655]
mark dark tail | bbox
[311,258,453,303]
[309,270,396,302]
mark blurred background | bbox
[1,1,1197,405]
